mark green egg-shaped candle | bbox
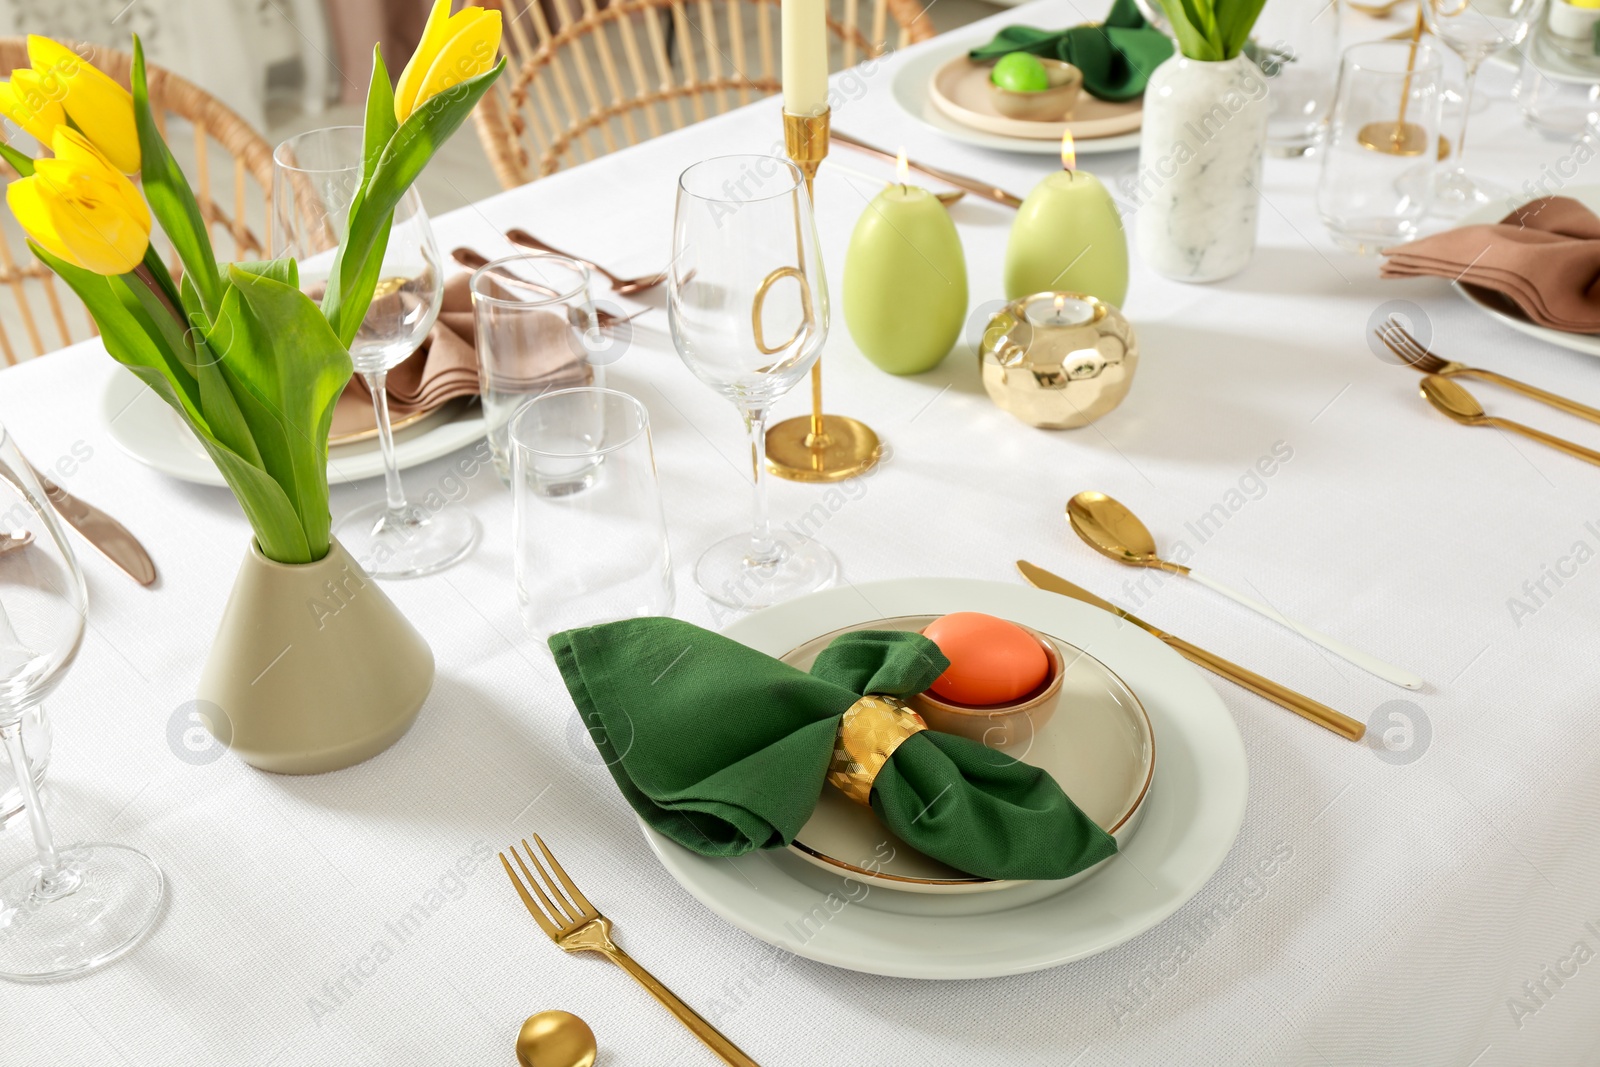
[843,183,968,375]
[1004,166,1128,307]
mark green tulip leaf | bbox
[205,263,353,561]
[321,58,505,347]
[0,141,34,178]
[32,240,310,562]
[131,35,222,321]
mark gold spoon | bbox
[516,1011,596,1067]
[1067,492,1425,690]
[1420,376,1600,467]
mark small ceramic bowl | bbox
[988,59,1084,122]
[908,623,1064,747]
[1549,0,1600,40]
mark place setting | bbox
[3,0,1600,1063]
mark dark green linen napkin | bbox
[549,617,1117,881]
[968,0,1174,102]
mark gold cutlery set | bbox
[1022,489,1392,744]
[1378,319,1600,467]
[501,835,759,1066]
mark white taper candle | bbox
[781,0,829,116]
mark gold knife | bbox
[832,130,1026,209]
[29,463,157,586]
[1017,560,1365,742]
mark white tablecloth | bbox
[6,4,1600,1064]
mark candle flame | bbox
[1054,294,1066,318]
[1060,131,1076,171]
[895,147,910,185]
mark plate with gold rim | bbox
[926,55,1144,142]
[891,42,1144,156]
[779,614,1154,896]
[640,578,1248,979]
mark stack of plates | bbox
[643,578,1248,979]
[891,42,1144,155]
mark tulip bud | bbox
[25,36,140,175]
[8,127,151,276]
[393,0,502,123]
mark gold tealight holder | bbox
[765,108,884,483]
[978,292,1138,429]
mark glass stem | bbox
[744,405,781,567]
[1,713,74,899]
[366,370,410,518]
[1453,59,1481,171]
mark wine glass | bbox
[669,155,837,609]
[272,126,479,579]
[1424,0,1544,215]
[0,422,164,981]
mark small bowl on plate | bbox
[988,59,1083,122]
[779,615,1155,897]
[907,623,1063,747]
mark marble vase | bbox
[1134,54,1269,283]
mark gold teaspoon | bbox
[1421,375,1600,467]
[516,1011,597,1067]
[1067,492,1424,690]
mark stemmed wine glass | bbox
[0,422,164,981]
[1423,0,1544,216]
[273,126,479,579]
[669,155,837,609]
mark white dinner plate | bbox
[779,614,1154,896]
[641,578,1248,979]
[101,368,488,486]
[891,43,1144,156]
[1451,184,1600,358]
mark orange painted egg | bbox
[922,612,1050,705]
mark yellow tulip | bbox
[25,36,140,174]
[0,69,66,145]
[7,128,151,276]
[393,0,502,123]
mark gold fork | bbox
[500,836,760,1067]
[1376,318,1600,425]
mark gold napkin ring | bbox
[826,695,928,806]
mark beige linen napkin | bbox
[332,272,591,438]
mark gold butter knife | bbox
[1017,560,1366,741]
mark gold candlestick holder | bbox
[766,108,883,483]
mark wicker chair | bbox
[473,0,935,187]
[0,39,276,364]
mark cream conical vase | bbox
[197,538,434,774]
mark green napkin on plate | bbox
[550,617,1117,881]
[968,0,1174,102]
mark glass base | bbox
[1430,169,1512,220]
[695,532,837,610]
[335,501,480,579]
[0,843,164,982]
